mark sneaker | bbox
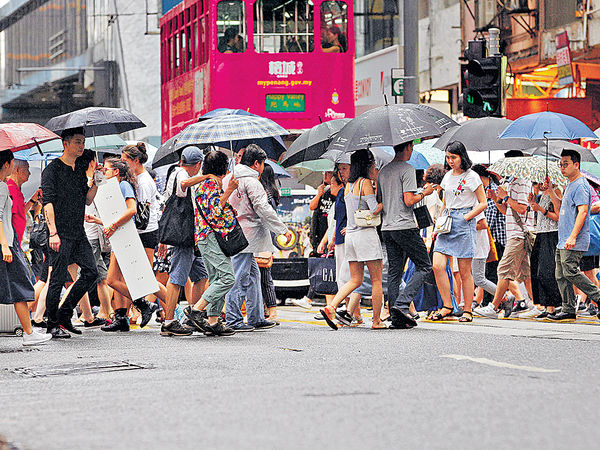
[586,303,598,317]
[31,319,47,329]
[208,321,236,336]
[22,328,52,346]
[335,310,353,327]
[499,299,513,318]
[160,320,193,336]
[473,304,498,319]
[314,314,325,320]
[132,299,159,328]
[231,323,255,332]
[58,318,82,335]
[254,320,276,330]
[547,311,577,322]
[536,310,550,320]
[184,307,212,333]
[83,317,106,328]
[291,297,312,310]
[512,300,529,314]
[518,307,544,319]
[48,326,71,339]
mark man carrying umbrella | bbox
[377,141,435,328]
[42,127,99,338]
[548,149,600,321]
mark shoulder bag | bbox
[134,201,151,231]
[194,195,248,257]
[433,210,452,234]
[353,178,381,228]
[30,213,49,249]
[510,208,535,253]
[158,176,195,247]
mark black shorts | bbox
[580,255,599,272]
[139,229,159,250]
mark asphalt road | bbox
[1,307,599,450]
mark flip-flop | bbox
[390,306,418,328]
[320,308,338,330]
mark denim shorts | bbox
[169,245,208,286]
[434,208,477,259]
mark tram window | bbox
[321,1,348,53]
[254,0,314,53]
[217,1,246,53]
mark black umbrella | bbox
[45,107,145,137]
[152,133,186,169]
[434,117,544,152]
[327,104,458,153]
[525,141,599,163]
[281,119,351,168]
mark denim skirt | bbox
[0,237,35,304]
[434,208,477,259]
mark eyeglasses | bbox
[558,162,571,168]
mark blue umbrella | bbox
[265,159,291,178]
[499,111,598,140]
[406,149,431,170]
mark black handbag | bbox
[134,201,151,231]
[30,214,49,249]
[158,177,195,247]
[308,255,337,295]
[195,197,248,257]
[413,202,433,229]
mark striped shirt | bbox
[504,178,534,239]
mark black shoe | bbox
[160,320,193,336]
[48,326,71,339]
[547,311,577,322]
[500,299,513,318]
[254,320,276,330]
[101,315,130,332]
[184,307,213,333]
[390,306,418,329]
[84,317,106,328]
[133,299,158,328]
[32,319,47,329]
[335,310,353,327]
[512,300,529,314]
[536,311,550,319]
[58,318,82,335]
[231,323,255,332]
[208,321,236,336]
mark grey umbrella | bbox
[45,107,145,137]
[327,104,458,153]
[152,133,186,169]
[525,141,600,163]
[434,117,544,152]
[281,119,351,168]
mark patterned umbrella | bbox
[177,114,288,146]
[488,157,568,186]
[0,123,60,153]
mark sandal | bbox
[320,307,338,330]
[458,311,473,323]
[430,306,454,321]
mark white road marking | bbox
[441,354,560,373]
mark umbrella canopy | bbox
[435,118,544,152]
[292,166,326,188]
[0,123,60,152]
[198,108,254,120]
[26,134,127,156]
[291,159,336,173]
[152,133,189,169]
[499,111,598,140]
[45,107,146,137]
[581,162,600,185]
[281,119,351,168]
[265,159,291,178]
[488,156,568,186]
[177,114,288,147]
[327,104,458,154]
[524,141,599,163]
[413,139,445,165]
[321,147,395,170]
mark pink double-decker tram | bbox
[160,0,354,141]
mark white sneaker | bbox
[518,307,544,319]
[22,328,52,346]
[291,297,312,310]
[473,304,498,319]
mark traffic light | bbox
[460,40,507,118]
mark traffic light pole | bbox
[403,0,419,104]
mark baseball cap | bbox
[181,146,204,165]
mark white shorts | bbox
[344,228,383,263]
[335,243,351,289]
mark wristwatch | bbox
[502,196,509,204]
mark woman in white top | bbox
[431,142,488,322]
[121,143,166,319]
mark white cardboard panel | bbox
[93,177,158,300]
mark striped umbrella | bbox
[177,114,288,146]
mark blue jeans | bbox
[226,252,266,327]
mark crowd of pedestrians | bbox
[1,125,600,346]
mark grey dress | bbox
[0,181,35,304]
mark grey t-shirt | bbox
[377,160,418,231]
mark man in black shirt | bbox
[42,127,99,338]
